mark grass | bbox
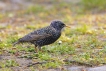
[0,1,106,71]
[0,60,18,68]
[81,0,106,11]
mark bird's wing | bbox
[19,33,51,42]
[13,33,51,46]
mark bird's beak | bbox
[65,25,71,28]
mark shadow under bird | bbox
[13,20,70,52]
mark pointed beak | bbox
[65,25,71,28]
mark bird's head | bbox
[50,20,66,31]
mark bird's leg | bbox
[38,46,42,52]
[34,45,38,53]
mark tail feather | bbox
[13,41,20,46]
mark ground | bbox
[0,0,106,71]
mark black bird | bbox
[13,20,69,52]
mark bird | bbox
[13,20,70,52]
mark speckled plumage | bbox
[13,20,66,52]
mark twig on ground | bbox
[63,59,93,67]
[27,61,46,67]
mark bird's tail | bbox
[13,41,20,46]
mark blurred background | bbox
[0,0,106,25]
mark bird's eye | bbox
[61,23,65,26]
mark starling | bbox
[13,20,69,52]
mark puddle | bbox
[87,66,106,71]
[68,66,86,71]
[67,66,106,71]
